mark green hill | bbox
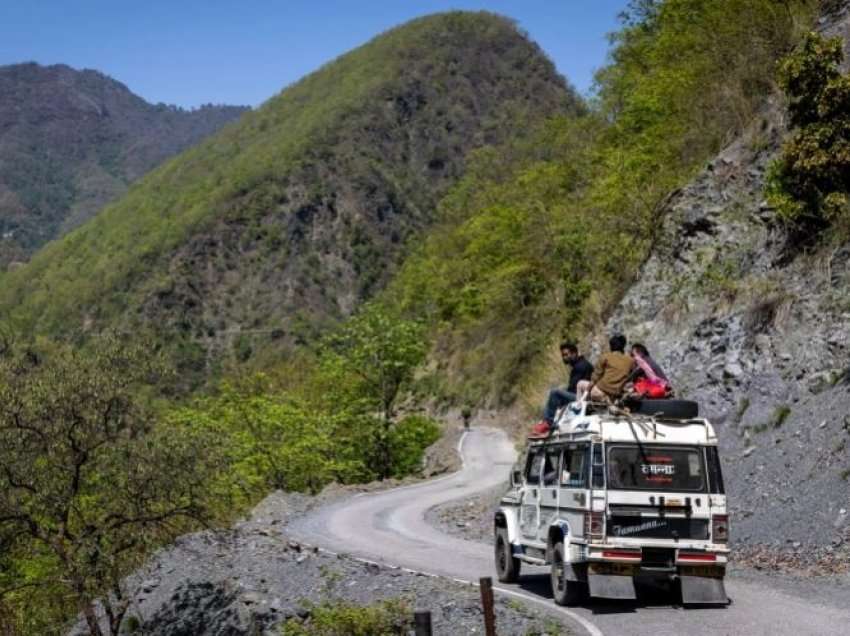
[0,63,248,265]
[0,12,578,372]
[385,0,820,406]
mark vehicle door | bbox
[558,443,591,542]
[537,445,563,542]
[519,447,544,541]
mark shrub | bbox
[280,599,411,636]
[388,415,441,478]
[767,32,850,238]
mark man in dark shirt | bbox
[531,342,593,436]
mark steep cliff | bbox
[606,2,850,563]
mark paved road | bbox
[290,427,849,636]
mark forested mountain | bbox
[5,3,850,632]
[0,63,248,265]
[0,13,579,374]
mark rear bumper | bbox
[585,543,729,566]
[584,543,727,585]
[587,560,725,578]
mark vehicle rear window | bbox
[607,445,705,492]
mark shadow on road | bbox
[516,573,730,615]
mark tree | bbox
[169,382,373,498]
[322,305,426,478]
[0,335,222,636]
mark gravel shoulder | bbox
[75,490,572,636]
[70,423,573,636]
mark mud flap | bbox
[680,576,728,605]
[588,573,637,600]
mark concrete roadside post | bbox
[414,609,433,636]
[480,576,496,636]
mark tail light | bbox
[678,551,717,562]
[584,511,604,542]
[712,514,729,543]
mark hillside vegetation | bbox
[387,0,820,406]
[0,63,247,265]
[0,12,578,380]
[0,13,577,633]
[4,3,847,633]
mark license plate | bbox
[589,562,638,576]
[680,565,723,578]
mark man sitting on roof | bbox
[529,336,633,438]
[529,342,593,438]
[576,334,635,403]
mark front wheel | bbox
[550,542,586,606]
[495,529,521,583]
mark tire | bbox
[494,529,521,583]
[550,542,586,606]
[632,399,699,419]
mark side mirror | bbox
[510,469,522,487]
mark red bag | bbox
[634,377,668,399]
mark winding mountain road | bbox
[290,427,849,635]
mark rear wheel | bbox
[550,542,586,606]
[494,529,521,583]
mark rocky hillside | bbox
[0,13,579,372]
[0,63,248,265]
[606,1,850,563]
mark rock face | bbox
[605,5,850,557]
[0,63,248,265]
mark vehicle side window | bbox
[705,446,725,494]
[526,450,545,485]
[542,448,560,486]
[592,443,605,488]
[561,445,589,488]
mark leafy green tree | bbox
[322,305,427,478]
[169,382,373,498]
[767,32,850,236]
[0,335,222,636]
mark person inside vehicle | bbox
[628,343,672,399]
[530,342,593,438]
[576,334,635,403]
[542,452,559,486]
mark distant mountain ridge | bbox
[0,12,580,377]
[0,62,248,264]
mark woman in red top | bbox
[629,343,672,399]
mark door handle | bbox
[551,490,557,499]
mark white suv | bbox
[494,400,729,606]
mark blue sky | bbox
[1,1,628,109]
